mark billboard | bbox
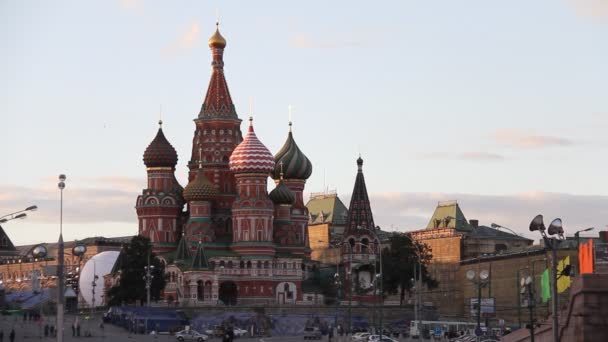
[470,297,495,315]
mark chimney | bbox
[469,219,479,227]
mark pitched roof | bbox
[174,234,191,263]
[306,193,348,226]
[468,225,532,241]
[425,200,471,231]
[198,25,237,120]
[344,157,375,233]
[191,241,209,269]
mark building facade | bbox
[136,24,315,306]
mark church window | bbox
[240,261,244,269]
[227,261,233,269]
[219,129,224,135]
[211,129,216,135]
[257,230,263,241]
[257,261,261,269]
[283,262,287,269]
[227,129,232,135]
[295,233,300,242]
[203,130,208,135]
[264,261,269,269]
[219,260,225,268]
[247,261,252,269]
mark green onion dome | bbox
[269,178,296,205]
[272,124,312,180]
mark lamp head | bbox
[25,205,38,212]
[491,223,500,228]
[529,215,545,232]
[466,270,476,281]
[32,245,47,258]
[59,174,66,182]
[547,218,563,236]
[583,227,595,232]
[72,244,87,256]
[479,270,489,281]
[15,213,27,220]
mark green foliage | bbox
[381,232,438,305]
[107,236,166,306]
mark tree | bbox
[107,235,166,306]
[381,232,438,305]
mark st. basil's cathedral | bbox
[135,24,380,306]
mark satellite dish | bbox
[466,270,476,281]
[479,270,489,281]
[548,218,563,236]
[529,215,545,232]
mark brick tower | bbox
[188,22,242,241]
[341,156,380,302]
[136,120,185,253]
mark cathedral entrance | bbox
[219,281,238,305]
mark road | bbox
[0,315,422,342]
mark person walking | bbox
[8,328,14,342]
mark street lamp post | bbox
[144,246,155,308]
[72,244,87,310]
[403,233,423,340]
[529,215,564,342]
[0,205,38,224]
[466,269,489,337]
[33,244,48,338]
[575,227,594,249]
[57,174,66,342]
[333,263,341,329]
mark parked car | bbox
[351,332,371,341]
[368,334,397,342]
[175,329,208,341]
[304,327,322,340]
[233,327,247,337]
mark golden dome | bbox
[208,22,226,48]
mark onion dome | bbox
[272,122,312,180]
[229,118,275,174]
[143,120,178,168]
[183,169,218,202]
[269,178,296,205]
[208,22,226,49]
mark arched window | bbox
[240,261,245,269]
[247,261,252,269]
[264,261,269,269]
[227,261,233,269]
[219,260,225,268]
[197,280,204,300]
[257,261,262,269]
[361,238,369,253]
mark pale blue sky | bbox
[1,0,607,245]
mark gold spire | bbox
[208,21,226,48]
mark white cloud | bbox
[417,151,504,161]
[119,0,144,14]
[491,129,574,149]
[162,22,201,57]
[569,0,608,21]
[289,33,366,49]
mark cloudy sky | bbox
[1,0,607,245]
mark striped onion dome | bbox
[269,178,295,205]
[272,123,312,180]
[183,169,218,202]
[143,120,178,168]
[229,119,275,174]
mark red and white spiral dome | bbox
[229,119,275,174]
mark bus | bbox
[409,320,484,338]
